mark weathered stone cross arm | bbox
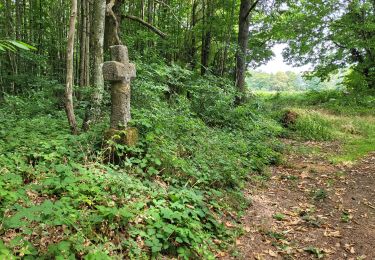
[102,45,136,130]
[103,45,136,83]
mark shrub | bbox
[0,61,282,258]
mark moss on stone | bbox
[104,127,139,147]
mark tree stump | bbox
[103,45,138,147]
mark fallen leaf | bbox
[268,249,278,257]
[324,230,342,238]
[300,171,309,179]
[216,251,227,258]
[289,219,301,225]
[254,253,265,260]
[244,226,251,232]
[225,222,234,228]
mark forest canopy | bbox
[1,0,374,94]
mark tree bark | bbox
[122,15,167,38]
[65,0,79,135]
[104,0,124,48]
[189,0,198,69]
[79,0,88,87]
[200,0,212,75]
[147,0,153,24]
[82,0,106,131]
[221,0,236,76]
[235,0,254,103]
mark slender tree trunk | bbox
[147,0,153,24]
[221,0,236,76]
[189,0,197,69]
[200,0,212,75]
[235,0,253,103]
[5,0,17,93]
[85,0,90,86]
[82,0,106,131]
[65,0,79,134]
[79,0,88,87]
[104,0,124,49]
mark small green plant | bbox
[312,189,328,202]
[0,241,14,259]
[280,174,298,181]
[301,214,321,228]
[304,246,325,259]
[266,231,286,240]
[341,211,352,223]
[273,213,286,221]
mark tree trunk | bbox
[221,0,236,76]
[85,0,90,86]
[189,0,198,69]
[235,0,253,102]
[200,0,212,75]
[147,0,153,24]
[104,0,124,49]
[79,0,88,87]
[65,0,79,135]
[82,0,106,131]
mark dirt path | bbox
[227,140,375,259]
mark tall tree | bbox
[200,0,213,75]
[79,0,90,88]
[82,0,106,131]
[277,0,375,89]
[65,0,78,134]
[235,0,259,102]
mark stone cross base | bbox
[104,127,139,147]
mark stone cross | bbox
[103,45,136,129]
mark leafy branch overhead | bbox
[0,40,36,52]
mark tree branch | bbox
[245,0,260,20]
[123,15,167,38]
[332,40,347,49]
[106,0,122,45]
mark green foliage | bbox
[304,246,325,259]
[275,0,375,90]
[312,189,328,202]
[273,213,286,221]
[291,110,335,141]
[247,70,342,92]
[0,40,36,52]
[0,62,282,258]
[263,89,375,162]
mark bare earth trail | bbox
[227,140,375,260]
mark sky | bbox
[257,44,310,74]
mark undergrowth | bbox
[0,62,282,259]
[262,90,375,162]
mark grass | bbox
[260,90,375,163]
